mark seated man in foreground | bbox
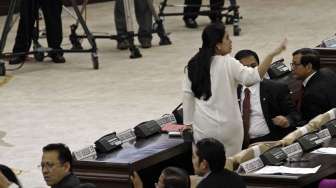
[192,138,246,188]
[41,143,81,188]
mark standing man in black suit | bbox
[291,48,336,124]
[183,0,224,28]
[193,138,246,188]
[9,0,65,65]
[235,50,300,148]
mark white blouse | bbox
[183,54,261,157]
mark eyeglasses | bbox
[38,162,62,171]
[290,62,303,68]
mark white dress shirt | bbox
[241,83,270,139]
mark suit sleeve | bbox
[277,83,301,127]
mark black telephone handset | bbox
[322,119,336,137]
[260,146,287,166]
[297,132,323,152]
[134,120,161,138]
[94,132,122,153]
[268,59,291,79]
[321,35,336,48]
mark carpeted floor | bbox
[0,0,335,187]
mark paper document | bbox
[312,147,336,155]
[253,165,321,175]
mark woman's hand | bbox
[271,38,287,56]
[181,124,192,132]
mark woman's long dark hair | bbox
[187,23,226,100]
[0,164,22,188]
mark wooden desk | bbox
[313,47,336,72]
[72,133,193,188]
[242,139,336,188]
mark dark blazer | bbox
[197,169,246,188]
[301,69,336,124]
[238,79,301,143]
[52,173,80,188]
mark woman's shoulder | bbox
[212,55,240,68]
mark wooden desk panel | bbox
[73,133,193,188]
[314,47,336,72]
[242,139,336,188]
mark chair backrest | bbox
[319,179,336,188]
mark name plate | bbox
[117,129,136,143]
[237,157,264,174]
[73,145,97,160]
[155,114,177,128]
[317,128,332,142]
[281,142,303,158]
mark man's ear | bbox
[200,159,209,171]
[306,63,313,72]
[63,162,71,172]
[215,43,221,51]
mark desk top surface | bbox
[74,133,189,170]
[242,139,336,187]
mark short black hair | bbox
[292,48,320,70]
[162,167,190,188]
[195,138,226,172]
[43,143,73,171]
[0,164,22,187]
[234,49,260,64]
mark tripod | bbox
[158,0,242,36]
[69,0,171,59]
[0,0,99,75]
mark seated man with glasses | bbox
[41,143,82,188]
[291,48,336,125]
[234,50,300,148]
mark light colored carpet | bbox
[0,0,335,187]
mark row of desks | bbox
[73,133,336,188]
[72,48,336,188]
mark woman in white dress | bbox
[183,23,286,157]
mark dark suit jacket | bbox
[238,79,301,143]
[197,169,246,188]
[301,69,336,124]
[52,173,80,188]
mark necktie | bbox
[242,88,251,149]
